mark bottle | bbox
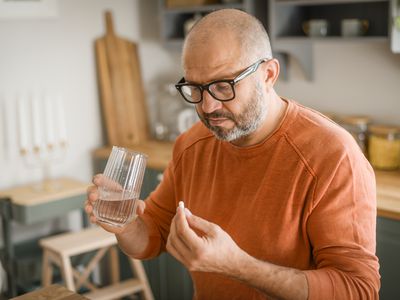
[368,125,400,170]
[339,115,370,157]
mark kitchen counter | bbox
[93,142,400,221]
[93,141,173,170]
[375,170,400,221]
[0,178,88,297]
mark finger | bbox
[136,200,146,216]
[169,213,191,252]
[166,235,187,266]
[186,212,216,237]
[85,202,93,214]
[92,174,103,185]
[93,174,123,192]
[167,221,193,266]
[90,215,97,223]
[86,185,97,194]
[87,187,99,204]
[174,208,202,250]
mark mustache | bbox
[203,110,234,120]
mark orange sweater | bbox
[139,100,380,299]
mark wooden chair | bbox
[39,226,154,300]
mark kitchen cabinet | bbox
[367,170,400,299]
[268,0,398,79]
[158,0,268,50]
[377,216,400,299]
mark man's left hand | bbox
[166,206,244,274]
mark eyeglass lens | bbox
[181,81,234,103]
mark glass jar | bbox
[149,82,186,141]
[368,125,400,170]
[339,115,370,156]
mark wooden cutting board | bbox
[95,11,149,146]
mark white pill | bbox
[179,201,184,209]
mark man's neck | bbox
[231,94,287,147]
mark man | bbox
[86,9,380,299]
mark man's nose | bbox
[201,90,223,113]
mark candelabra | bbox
[20,141,67,192]
[17,91,68,192]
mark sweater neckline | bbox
[221,98,298,156]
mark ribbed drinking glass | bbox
[94,146,147,227]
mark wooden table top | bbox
[11,284,89,300]
[0,177,89,206]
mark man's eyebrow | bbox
[185,70,241,85]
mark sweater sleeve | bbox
[134,158,179,259]
[304,154,380,299]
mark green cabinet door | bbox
[377,216,400,299]
[121,167,194,300]
[141,168,194,300]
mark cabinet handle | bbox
[157,173,163,182]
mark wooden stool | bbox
[39,227,154,300]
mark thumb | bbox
[136,200,146,216]
[186,211,216,236]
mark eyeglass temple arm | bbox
[233,59,268,84]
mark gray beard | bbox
[197,83,268,142]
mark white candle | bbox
[31,92,42,149]
[0,94,5,158]
[17,94,28,151]
[56,94,67,143]
[44,93,55,147]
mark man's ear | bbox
[264,58,280,87]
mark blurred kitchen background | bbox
[0,0,400,299]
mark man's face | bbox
[196,80,267,142]
[183,48,268,142]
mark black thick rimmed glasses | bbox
[175,58,269,104]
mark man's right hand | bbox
[85,174,146,234]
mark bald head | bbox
[182,9,272,71]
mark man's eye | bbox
[214,83,230,92]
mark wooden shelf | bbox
[269,0,391,79]
[275,36,388,42]
[163,3,244,14]
[158,0,258,48]
[275,0,387,6]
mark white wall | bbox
[0,0,181,244]
[0,0,181,190]
[276,41,400,124]
[0,0,399,242]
